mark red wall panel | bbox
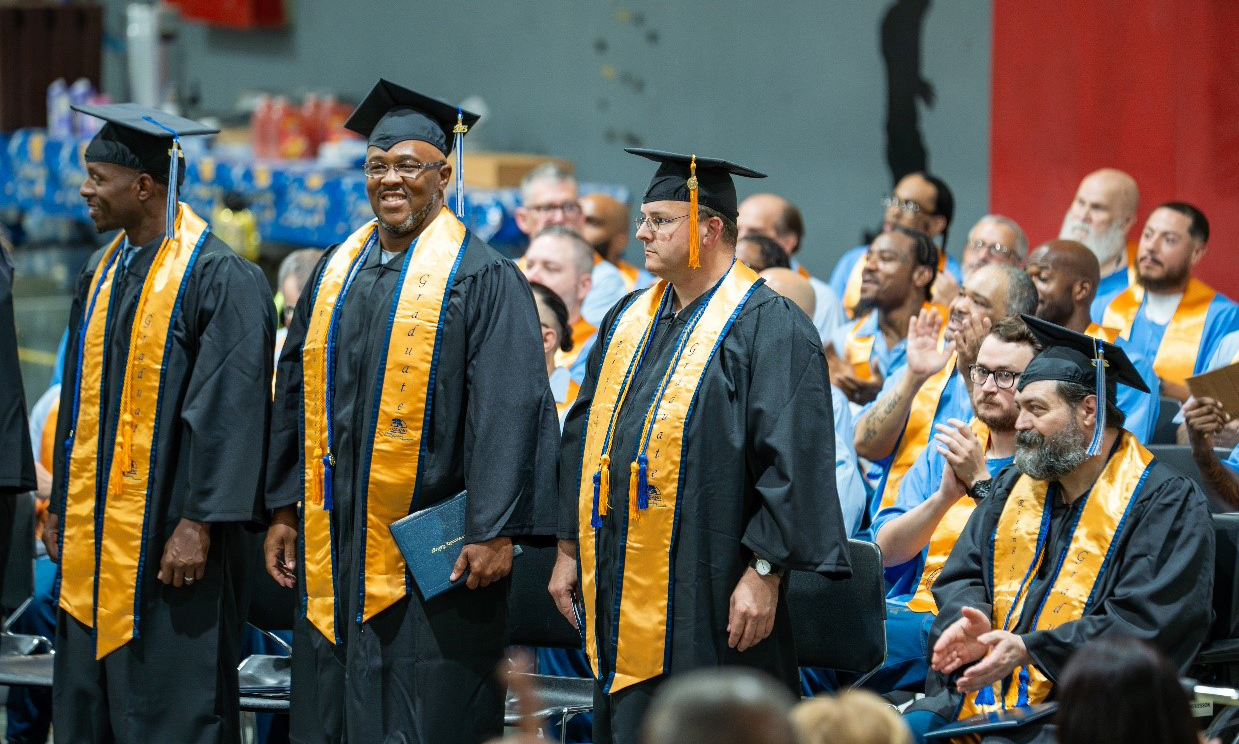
[991,0,1239,298]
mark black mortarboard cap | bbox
[344,79,480,154]
[74,103,217,180]
[1017,314,1149,453]
[625,148,765,223]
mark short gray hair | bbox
[530,224,594,275]
[699,204,739,248]
[978,214,1029,258]
[520,162,576,203]
[277,248,322,293]
[642,668,798,744]
[996,263,1038,317]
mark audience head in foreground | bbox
[793,690,912,744]
[641,668,798,744]
[1055,636,1203,744]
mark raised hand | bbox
[907,308,955,381]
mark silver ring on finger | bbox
[185,577,195,584]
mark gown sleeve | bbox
[177,251,276,522]
[0,251,35,496]
[460,258,560,541]
[264,249,332,511]
[1021,473,1215,680]
[741,297,851,576]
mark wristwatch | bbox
[967,477,994,500]
[749,556,787,579]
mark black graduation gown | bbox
[908,454,1215,742]
[0,246,34,498]
[49,233,275,744]
[0,246,35,605]
[266,234,559,744]
[559,284,852,700]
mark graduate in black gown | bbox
[903,316,1215,744]
[0,240,36,596]
[263,80,559,744]
[44,105,274,744]
[551,149,851,744]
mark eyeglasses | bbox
[967,239,1016,258]
[523,202,582,215]
[969,364,1020,389]
[882,194,932,215]
[362,160,446,179]
[634,214,689,236]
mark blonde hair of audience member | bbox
[515,162,582,236]
[791,690,912,744]
[760,267,816,319]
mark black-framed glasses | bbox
[969,364,1020,389]
[362,160,446,179]
[967,239,1016,258]
[634,214,689,236]
[882,194,931,215]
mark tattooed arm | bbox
[854,309,954,460]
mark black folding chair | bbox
[788,539,886,685]
[1148,444,1233,509]
[238,532,295,713]
[1152,395,1183,445]
[1,494,52,661]
[506,542,594,740]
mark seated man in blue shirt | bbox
[868,317,1039,692]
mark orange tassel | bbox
[628,460,640,522]
[598,454,612,516]
[687,155,700,268]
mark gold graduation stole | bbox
[300,206,468,643]
[60,203,210,659]
[905,420,990,614]
[877,311,953,512]
[843,311,880,381]
[1084,322,1118,344]
[577,261,762,693]
[956,432,1152,718]
[1102,276,1216,385]
[842,246,949,319]
[843,301,946,382]
[555,316,598,372]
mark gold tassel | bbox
[628,460,640,523]
[598,454,612,516]
[687,155,700,268]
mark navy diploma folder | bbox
[389,490,470,600]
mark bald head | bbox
[580,192,631,263]
[1025,239,1100,330]
[1061,168,1139,267]
[738,193,803,255]
[760,267,816,319]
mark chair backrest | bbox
[507,543,583,649]
[1,494,35,609]
[1152,396,1183,445]
[1148,444,1231,508]
[1210,513,1239,643]
[788,539,886,675]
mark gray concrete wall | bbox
[99,0,991,274]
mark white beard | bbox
[1060,213,1126,267]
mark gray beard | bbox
[1014,420,1090,480]
[378,196,437,237]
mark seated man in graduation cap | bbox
[902,315,1214,744]
[263,79,559,744]
[551,148,851,744]
[42,103,275,743]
